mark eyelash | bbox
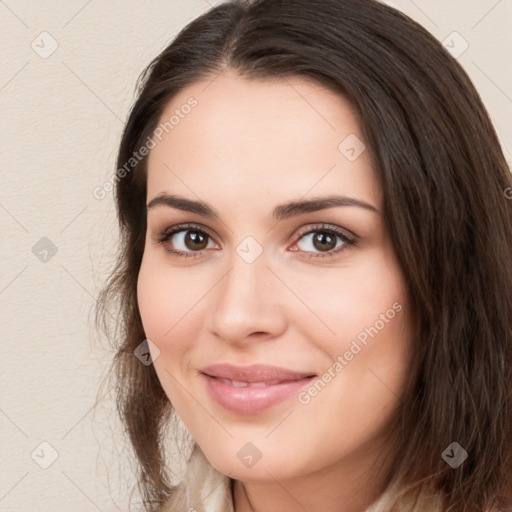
[152,222,357,260]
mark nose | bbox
[206,249,287,346]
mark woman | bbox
[96,0,512,510]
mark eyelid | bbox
[288,223,357,259]
[292,223,356,243]
[152,221,357,259]
[151,222,219,244]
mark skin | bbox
[137,70,415,512]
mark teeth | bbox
[231,380,249,388]
[217,378,282,387]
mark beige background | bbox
[0,0,511,510]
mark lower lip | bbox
[201,373,315,415]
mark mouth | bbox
[209,377,306,388]
[200,362,316,383]
[199,363,317,415]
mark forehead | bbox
[146,70,381,213]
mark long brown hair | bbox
[96,0,512,510]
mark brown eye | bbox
[153,224,218,258]
[311,231,338,252]
[184,230,209,251]
[292,224,356,259]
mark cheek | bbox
[137,259,165,337]
[137,255,208,370]
[136,259,184,353]
[294,251,407,345]
[137,254,194,337]
[300,250,413,404]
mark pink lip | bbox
[200,363,316,415]
[200,363,315,382]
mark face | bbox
[137,70,414,485]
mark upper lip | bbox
[200,363,316,383]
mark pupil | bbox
[187,231,207,250]
[314,232,335,251]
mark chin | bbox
[201,442,304,482]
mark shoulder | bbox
[364,478,507,512]
[161,443,234,512]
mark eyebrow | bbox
[147,193,378,221]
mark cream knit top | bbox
[162,443,452,512]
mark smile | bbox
[201,371,316,415]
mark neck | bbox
[231,445,394,512]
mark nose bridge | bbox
[208,243,285,342]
